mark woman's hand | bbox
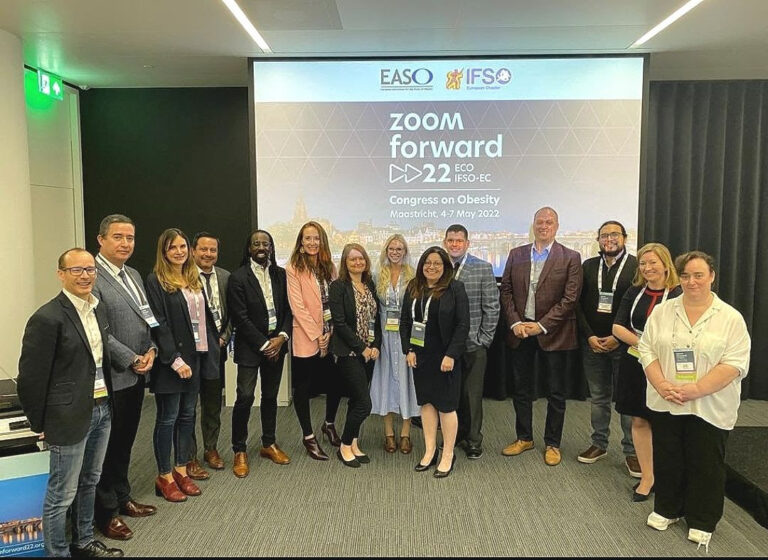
[657,380,684,405]
[674,383,703,403]
[362,347,373,362]
[369,347,380,361]
[440,356,454,372]
[406,351,417,368]
[176,364,192,379]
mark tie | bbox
[201,272,214,301]
[118,269,140,305]
[454,261,460,271]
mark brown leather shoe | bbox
[119,500,157,518]
[384,435,396,453]
[154,476,186,503]
[544,446,562,466]
[303,436,329,460]
[99,517,133,541]
[625,455,642,478]
[577,445,607,464]
[204,449,224,470]
[186,459,210,480]
[502,439,534,456]
[172,469,201,496]
[399,436,413,455]
[260,444,291,465]
[233,451,249,478]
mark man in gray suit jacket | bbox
[444,225,500,459]
[188,232,233,478]
[92,215,158,541]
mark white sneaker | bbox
[688,528,712,552]
[646,512,680,531]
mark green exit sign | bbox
[37,69,63,100]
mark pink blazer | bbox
[285,263,337,358]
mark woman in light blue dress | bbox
[370,234,419,454]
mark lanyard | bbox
[411,294,433,323]
[597,253,628,294]
[629,285,668,334]
[453,254,468,280]
[98,254,147,305]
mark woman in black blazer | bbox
[329,243,382,467]
[400,246,469,478]
[146,228,219,502]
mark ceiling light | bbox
[221,0,272,53]
[631,0,706,47]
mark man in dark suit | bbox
[227,230,292,478]
[188,232,233,478]
[92,214,158,541]
[500,207,583,467]
[18,248,123,557]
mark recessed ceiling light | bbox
[143,64,154,69]
[221,0,272,53]
[631,0,706,47]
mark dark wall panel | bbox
[80,87,251,277]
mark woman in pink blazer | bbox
[286,221,340,460]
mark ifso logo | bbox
[380,68,434,89]
[465,67,512,87]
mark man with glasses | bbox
[575,221,640,476]
[188,232,233,477]
[92,214,158,541]
[227,230,292,477]
[18,249,123,557]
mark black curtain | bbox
[643,80,768,399]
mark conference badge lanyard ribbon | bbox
[385,273,403,332]
[410,294,432,347]
[596,253,628,313]
[453,254,468,281]
[626,286,669,359]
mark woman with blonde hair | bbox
[613,242,681,502]
[145,228,220,502]
[370,234,420,454]
[286,221,341,460]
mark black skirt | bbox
[615,349,650,420]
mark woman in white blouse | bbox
[639,251,751,551]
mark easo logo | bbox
[465,67,513,86]
[380,68,434,89]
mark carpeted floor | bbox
[109,397,768,557]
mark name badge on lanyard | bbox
[210,306,223,332]
[268,307,277,331]
[597,292,614,314]
[410,295,432,348]
[368,318,376,343]
[139,304,160,328]
[385,309,400,331]
[673,349,696,382]
[596,255,627,314]
[93,367,108,399]
[322,303,332,324]
[191,319,201,343]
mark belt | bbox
[94,396,108,406]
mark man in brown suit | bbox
[499,207,583,466]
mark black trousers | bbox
[95,380,145,523]
[292,353,341,437]
[457,346,488,448]
[510,336,568,447]
[336,356,373,445]
[650,410,730,532]
[231,355,285,452]
[191,352,226,457]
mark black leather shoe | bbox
[411,416,423,430]
[632,483,654,502]
[70,540,124,557]
[434,455,457,478]
[321,422,342,447]
[354,453,370,464]
[337,449,361,468]
[414,452,438,472]
[465,446,483,460]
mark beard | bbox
[601,246,623,257]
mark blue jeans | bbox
[581,341,635,455]
[153,391,196,474]
[44,401,111,557]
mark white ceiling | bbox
[0,0,766,88]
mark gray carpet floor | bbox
[110,397,768,557]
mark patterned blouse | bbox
[353,283,377,349]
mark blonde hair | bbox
[154,228,202,293]
[376,234,414,299]
[633,242,680,289]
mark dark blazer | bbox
[17,292,113,446]
[399,280,470,359]
[329,278,382,357]
[499,241,583,351]
[145,273,220,393]
[212,265,233,346]
[227,262,292,368]
[93,259,156,391]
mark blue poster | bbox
[0,452,48,557]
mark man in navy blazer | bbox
[18,248,123,558]
[500,207,583,467]
[92,214,158,540]
[227,230,293,478]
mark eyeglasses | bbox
[60,266,98,276]
[250,241,271,248]
[598,232,623,240]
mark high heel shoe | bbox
[172,469,201,496]
[303,436,329,461]
[414,452,438,472]
[434,455,457,478]
[154,476,186,502]
[321,422,342,447]
[632,483,654,502]
[384,435,396,453]
[353,453,370,464]
[336,449,361,468]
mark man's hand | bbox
[512,324,528,339]
[440,356,455,372]
[263,336,286,359]
[219,338,227,348]
[132,348,156,374]
[601,336,619,352]
[587,336,605,353]
[522,322,543,336]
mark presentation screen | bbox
[251,57,645,275]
